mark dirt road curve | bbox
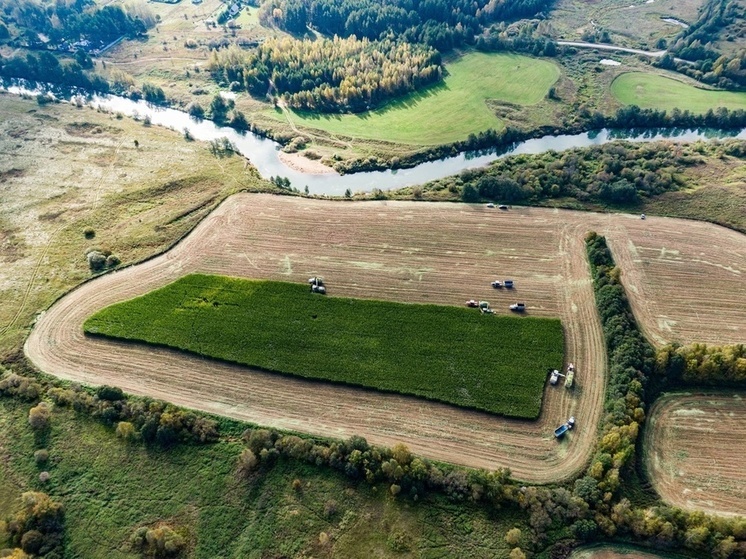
[24,195,746,481]
[644,392,746,517]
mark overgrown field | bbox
[0,396,528,559]
[84,275,564,418]
[272,52,560,145]
[0,94,265,359]
[610,72,746,112]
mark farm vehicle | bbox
[554,416,576,438]
[465,300,494,313]
[308,277,326,294]
[509,302,525,312]
[492,279,514,289]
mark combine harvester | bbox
[554,416,576,438]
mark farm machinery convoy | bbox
[549,363,575,388]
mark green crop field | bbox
[84,275,564,419]
[271,52,560,146]
[611,72,746,113]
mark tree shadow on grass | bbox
[291,80,452,124]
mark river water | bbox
[4,83,745,196]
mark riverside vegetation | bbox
[83,275,563,419]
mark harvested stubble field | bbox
[84,276,563,418]
[644,392,746,517]
[25,195,746,480]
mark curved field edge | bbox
[610,72,746,113]
[643,391,746,517]
[25,194,609,482]
[84,275,563,419]
[269,52,561,145]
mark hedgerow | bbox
[84,275,564,419]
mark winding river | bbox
[4,83,746,195]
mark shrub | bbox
[20,530,44,554]
[87,250,107,272]
[28,403,52,431]
[34,449,49,464]
[130,524,185,557]
[39,471,50,483]
[116,421,137,441]
[83,227,95,239]
[505,527,521,546]
[97,385,125,401]
[105,255,121,268]
[236,448,258,478]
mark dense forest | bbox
[208,37,442,112]
[258,0,555,51]
[656,0,746,89]
[0,0,152,50]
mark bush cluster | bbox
[130,524,185,558]
[449,141,706,205]
[6,492,64,558]
[42,383,219,447]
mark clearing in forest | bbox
[611,72,746,112]
[84,275,564,419]
[273,52,560,145]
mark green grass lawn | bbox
[271,52,560,145]
[84,275,563,418]
[610,72,746,113]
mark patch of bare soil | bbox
[644,392,746,517]
[278,151,336,175]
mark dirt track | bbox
[24,195,746,481]
[644,392,746,517]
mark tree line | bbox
[208,37,442,112]
[656,343,746,385]
[0,51,110,92]
[257,0,555,51]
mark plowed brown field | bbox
[644,392,746,517]
[24,194,746,481]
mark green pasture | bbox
[84,275,564,418]
[611,72,746,113]
[0,397,526,558]
[271,52,560,145]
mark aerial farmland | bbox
[1,0,745,556]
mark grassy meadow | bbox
[84,275,564,419]
[0,396,528,559]
[611,72,746,112]
[273,52,560,145]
